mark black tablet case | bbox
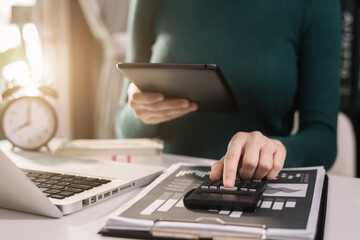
[117,63,239,112]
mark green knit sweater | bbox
[116,0,341,170]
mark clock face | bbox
[1,96,57,150]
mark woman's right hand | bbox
[128,83,198,124]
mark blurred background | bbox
[0,0,130,140]
[0,0,359,177]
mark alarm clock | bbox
[0,86,58,151]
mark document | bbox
[52,138,164,157]
[102,163,326,240]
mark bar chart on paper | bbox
[119,165,317,230]
[139,169,210,216]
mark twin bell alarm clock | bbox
[0,85,58,151]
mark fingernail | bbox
[181,100,189,107]
[157,95,164,101]
[189,104,198,111]
[225,177,234,187]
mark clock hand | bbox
[13,121,31,133]
[27,102,31,122]
[13,103,32,133]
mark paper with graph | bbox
[104,162,325,240]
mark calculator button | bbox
[198,177,268,196]
[240,187,248,192]
[204,181,212,186]
[220,186,237,191]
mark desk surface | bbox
[0,154,359,240]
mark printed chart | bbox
[119,165,318,230]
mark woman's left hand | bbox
[210,131,287,188]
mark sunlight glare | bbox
[2,60,28,81]
[22,23,39,43]
[23,23,43,80]
[23,84,40,96]
[0,24,21,53]
[26,44,42,80]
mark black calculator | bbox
[183,177,269,212]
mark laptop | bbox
[0,149,164,218]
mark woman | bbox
[116,0,341,187]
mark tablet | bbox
[116,63,239,112]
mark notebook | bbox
[0,149,164,218]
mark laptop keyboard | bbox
[23,169,111,200]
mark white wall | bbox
[328,112,356,177]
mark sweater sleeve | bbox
[115,0,159,138]
[275,0,341,170]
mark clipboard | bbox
[99,177,328,240]
[99,164,328,240]
[99,218,267,240]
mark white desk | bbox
[0,154,359,240]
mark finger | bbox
[140,99,192,111]
[131,92,164,104]
[223,133,246,187]
[144,104,197,123]
[137,104,197,124]
[253,142,274,179]
[239,137,262,179]
[127,83,140,95]
[266,148,286,179]
[210,157,224,181]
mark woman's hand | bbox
[210,131,286,187]
[128,83,198,124]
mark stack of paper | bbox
[53,138,164,157]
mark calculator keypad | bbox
[199,178,268,195]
